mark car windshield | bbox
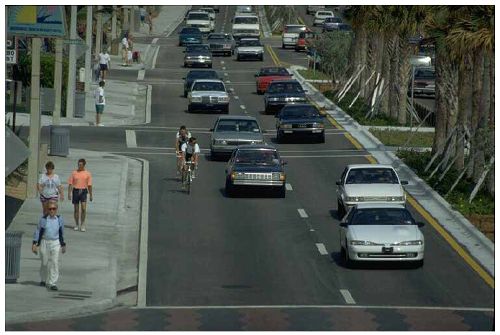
[188,71,218,80]
[259,67,289,76]
[345,168,399,184]
[216,120,260,132]
[350,208,415,226]
[235,150,280,165]
[281,106,319,118]
[208,34,232,41]
[192,81,225,91]
[181,27,200,34]
[240,39,261,47]
[200,8,214,13]
[415,68,435,79]
[234,17,258,25]
[317,12,333,17]
[325,17,342,23]
[186,45,210,53]
[285,26,306,33]
[267,82,303,94]
[188,13,209,20]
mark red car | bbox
[255,67,292,94]
[295,31,317,52]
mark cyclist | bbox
[175,126,191,175]
[181,137,200,179]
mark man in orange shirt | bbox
[68,159,93,232]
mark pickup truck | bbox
[186,11,213,34]
[232,14,260,40]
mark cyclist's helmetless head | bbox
[189,137,197,145]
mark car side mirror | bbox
[417,221,425,228]
[336,180,341,186]
[401,180,409,185]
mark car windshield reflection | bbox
[235,150,280,165]
[346,168,399,184]
[350,208,415,226]
[216,120,260,132]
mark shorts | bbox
[141,15,145,23]
[185,153,193,161]
[96,104,105,113]
[99,64,108,71]
[40,194,59,203]
[72,188,88,204]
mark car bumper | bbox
[344,200,406,211]
[238,52,263,59]
[282,38,297,46]
[210,47,232,54]
[267,101,307,112]
[232,180,284,187]
[180,39,202,45]
[184,59,212,66]
[348,244,424,262]
[412,88,435,96]
[279,128,324,135]
[189,102,228,112]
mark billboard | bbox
[7,6,66,37]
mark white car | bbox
[232,14,260,40]
[186,11,213,33]
[313,11,334,26]
[281,24,307,49]
[199,7,216,21]
[235,38,264,61]
[336,164,408,218]
[188,79,230,114]
[339,203,425,268]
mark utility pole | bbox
[123,7,129,32]
[27,38,42,198]
[66,5,78,118]
[111,5,117,54]
[53,38,63,125]
[96,5,103,55]
[85,5,93,93]
[130,6,135,33]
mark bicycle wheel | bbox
[187,172,191,194]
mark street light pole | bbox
[66,5,77,118]
[85,5,93,93]
[53,38,63,125]
[96,5,103,56]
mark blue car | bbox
[275,104,325,143]
[178,27,202,46]
[264,80,308,114]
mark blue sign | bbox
[7,6,66,37]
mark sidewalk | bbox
[291,66,494,277]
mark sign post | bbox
[6,36,17,64]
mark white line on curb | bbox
[152,46,160,69]
[285,183,293,191]
[340,289,356,305]
[152,37,159,44]
[137,159,149,308]
[137,69,145,81]
[125,130,137,148]
[316,243,328,255]
[297,208,308,218]
[145,85,152,124]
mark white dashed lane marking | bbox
[137,69,145,81]
[240,105,246,110]
[234,96,239,100]
[125,130,137,148]
[340,289,356,305]
[316,243,328,255]
[152,37,159,44]
[297,209,308,218]
[285,183,293,191]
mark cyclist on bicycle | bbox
[181,137,200,178]
[176,126,191,175]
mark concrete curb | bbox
[258,6,272,38]
[291,65,494,277]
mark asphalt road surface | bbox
[11,5,492,331]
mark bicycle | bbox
[181,161,196,194]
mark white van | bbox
[232,14,260,40]
[186,11,213,33]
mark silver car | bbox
[188,79,229,113]
[210,115,265,159]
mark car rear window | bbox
[234,17,259,25]
[285,26,306,33]
[260,67,289,76]
[236,150,279,165]
[350,208,415,226]
[317,11,333,16]
[192,81,225,92]
[267,82,303,94]
[216,120,260,132]
[346,168,399,184]
[281,106,319,118]
[188,13,210,20]
[415,68,435,79]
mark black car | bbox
[183,70,220,97]
[264,80,308,114]
[225,144,286,198]
[275,104,325,143]
[184,44,212,68]
[207,33,235,56]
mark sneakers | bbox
[49,285,58,291]
[81,227,87,232]
[40,281,46,287]
[97,123,104,127]
[74,226,79,231]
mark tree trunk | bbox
[358,27,368,98]
[487,51,494,196]
[397,37,411,125]
[388,34,399,119]
[467,50,484,179]
[454,58,472,171]
[380,32,393,116]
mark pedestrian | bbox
[121,33,129,66]
[140,7,146,26]
[127,49,133,66]
[147,11,153,34]
[94,81,105,126]
[68,158,93,232]
[98,48,111,81]
[32,200,67,291]
[37,161,64,216]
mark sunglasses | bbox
[48,207,57,211]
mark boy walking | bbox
[68,159,93,232]
[98,49,111,81]
[94,81,105,126]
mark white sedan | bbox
[339,203,425,268]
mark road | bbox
[9,5,492,331]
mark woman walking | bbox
[37,161,64,216]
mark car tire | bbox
[337,199,345,219]
[236,54,240,61]
[225,178,234,197]
[210,151,219,161]
[343,242,353,268]
[223,105,229,114]
[295,47,300,52]
[277,185,286,198]
[281,43,285,49]
[208,63,213,68]
[413,259,424,268]
[259,55,263,61]
[184,63,188,68]
[183,90,188,98]
[318,133,325,143]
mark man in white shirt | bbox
[98,50,111,80]
[181,137,201,178]
[121,34,129,66]
[94,81,106,126]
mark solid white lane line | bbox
[145,85,152,124]
[240,105,246,110]
[152,46,160,69]
[130,305,494,312]
[137,159,149,308]
[340,289,356,305]
[297,208,308,218]
[137,69,145,81]
[316,243,328,255]
[125,130,137,148]
[285,183,293,191]
[152,37,159,44]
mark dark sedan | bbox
[178,27,203,46]
[225,145,286,198]
[264,80,308,114]
[184,44,212,68]
[275,104,325,143]
[183,70,220,97]
[207,33,235,56]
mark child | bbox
[127,49,133,66]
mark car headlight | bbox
[218,96,229,103]
[387,196,404,202]
[351,240,378,246]
[280,123,292,129]
[190,96,202,103]
[346,196,364,202]
[268,97,280,102]
[257,49,263,53]
[214,139,227,145]
[395,240,424,246]
[312,122,324,128]
[279,173,286,181]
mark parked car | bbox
[207,33,235,56]
[307,5,325,15]
[210,116,265,159]
[178,27,203,46]
[295,31,317,52]
[313,11,335,26]
[339,203,425,268]
[235,38,264,61]
[264,80,308,114]
[232,14,260,40]
[336,164,408,218]
[275,104,325,143]
[184,44,212,68]
[188,79,229,113]
[281,24,307,49]
[410,66,435,97]
[410,54,432,67]
[225,144,286,197]
[183,70,220,97]
[322,17,343,32]
[255,66,292,94]
[185,11,213,34]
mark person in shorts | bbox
[68,159,93,232]
[98,49,111,81]
[37,161,64,216]
[94,81,105,126]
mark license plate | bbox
[312,129,322,133]
[382,247,393,254]
[284,130,293,134]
